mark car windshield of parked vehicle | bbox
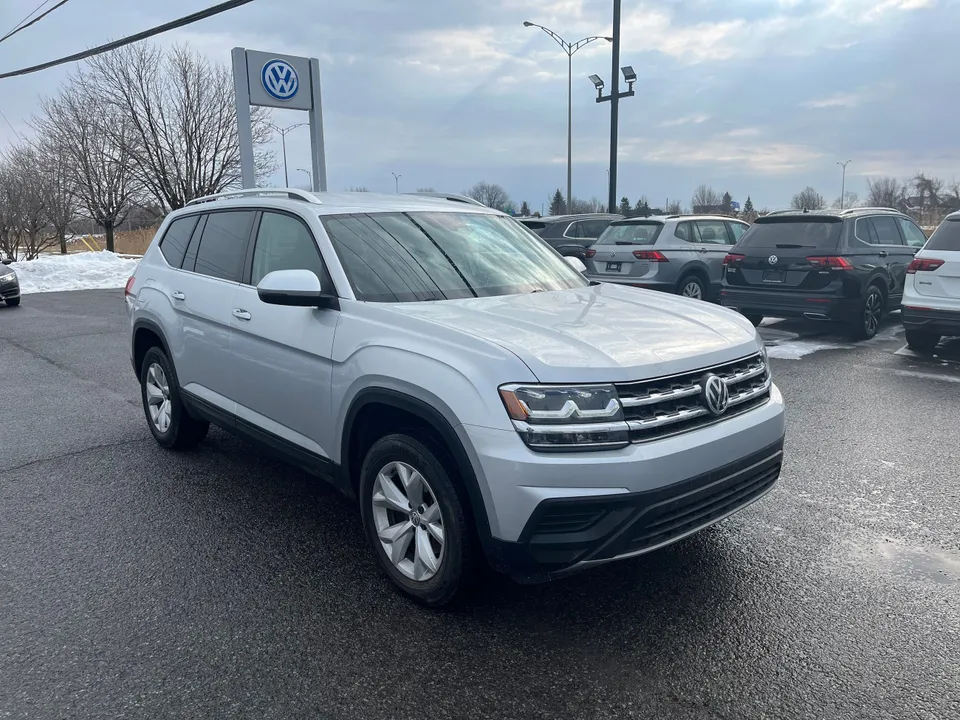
[593,221,664,246]
[323,212,589,302]
[925,218,960,251]
[736,217,842,250]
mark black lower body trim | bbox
[491,437,784,581]
[902,306,960,336]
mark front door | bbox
[868,215,914,305]
[228,210,339,461]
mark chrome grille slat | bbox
[615,352,771,444]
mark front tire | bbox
[849,285,884,340]
[140,346,209,449]
[905,329,941,353]
[5,297,20,307]
[359,434,477,607]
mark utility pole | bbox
[838,160,852,209]
[392,172,402,193]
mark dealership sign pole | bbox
[232,48,327,192]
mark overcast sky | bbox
[0,0,954,210]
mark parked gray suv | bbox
[125,189,785,606]
[583,215,750,301]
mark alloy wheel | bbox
[864,290,882,336]
[682,281,703,300]
[145,362,172,433]
[371,461,445,582]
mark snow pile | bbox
[11,251,141,294]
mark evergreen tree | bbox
[520,201,531,216]
[549,189,565,215]
[618,196,632,217]
[721,191,733,215]
[633,196,651,218]
[743,196,755,214]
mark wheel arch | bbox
[675,263,711,293]
[132,318,172,378]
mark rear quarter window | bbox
[158,216,199,268]
[925,219,960,252]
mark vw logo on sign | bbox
[261,59,299,101]
[768,254,779,265]
[701,374,730,416]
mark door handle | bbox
[878,251,888,258]
[232,308,252,321]
[171,291,185,301]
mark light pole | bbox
[524,21,611,214]
[297,168,312,187]
[588,0,635,214]
[392,172,402,193]
[269,122,308,187]
[837,160,852,209]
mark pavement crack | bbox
[0,438,147,477]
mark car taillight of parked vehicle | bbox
[632,250,668,262]
[806,256,854,270]
[584,249,596,258]
[906,258,944,274]
[722,253,745,267]
[124,276,135,298]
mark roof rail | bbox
[186,188,322,207]
[839,206,899,215]
[405,192,486,207]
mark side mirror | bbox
[565,256,587,273]
[1,258,12,266]
[256,269,338,309]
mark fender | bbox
[131,317,172,377]
[341,387,495,553]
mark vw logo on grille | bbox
[261,59,299,101]
[768,254,779,265]
[702,374,729,416]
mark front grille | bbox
[625,453,780,552]
[615,353,770,443]
[535,506,607,535]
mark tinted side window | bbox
[897,218,928,248]
[579,219,610,238]
[728,222,747,242]
[855,217,880,245]
[194,211,255,282]
[251,212,330,286]
[870,216,903,245]
[925,219,960,251]
[694,220,729,245]
[158,216,198,269]
[674,221,700,242]
[564,221,581,238]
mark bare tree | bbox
[691,184,719,211]
[0,145,58,260]
[832,191,859,209]
[665,199,683,215]
[33,132,77,254]
[865,177,904,209]
[911,173,944,224]
[85,43,276,211]
[35,78,136,253]
[465,181,510,211]
[791,186,825,210]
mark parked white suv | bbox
[125,189,785,606]
[902,211,960,352]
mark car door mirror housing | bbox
[1,258,12,265]
[256,269,339,309]
[565,256,587,273]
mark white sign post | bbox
[232,47,327,192]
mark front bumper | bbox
[902,306,960,336]
[466,384,785,580]
[0,278,19,301]
[721,287,856,321]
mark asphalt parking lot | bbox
[1,290,958,720]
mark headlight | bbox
[499,384,629,451]
[0,272,14,282]
[758,341,769,371]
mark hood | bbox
[386,283,759,383]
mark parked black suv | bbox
[720,208,928,339]
[519,213,621,260]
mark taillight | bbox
[124,276,135,297]
[633,250,668,262]
[584,249,596,258]
[807,256,853,270]
[722,253,745,267]
[906,258,944,274]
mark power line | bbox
[0,0,74,45]
[3,0,56,38]
[0,0,257,80]
[0,107,25,141]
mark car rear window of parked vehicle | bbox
[323,212,586,302]
[925,218,960,251]
[159,215,198,268]
[193,211,255,282]
[736,217,842,249]
[594,221,663,246]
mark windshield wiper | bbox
[775,243,812,248]
[614,241,636,245]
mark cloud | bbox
[659,114,711,127]
[802,94,860,108]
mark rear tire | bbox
[359,433,477,607]
[140,346,209,449]
[849,285,884,340]
[743,314,763,327]
[5,297,20,307]
[678,274,707,301]
[905,329,941,353]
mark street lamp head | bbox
[523,21,534,27]
[603,36,613,42]
[589,74,604,89]
[621,65,637,83]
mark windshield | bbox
[594,222,663,246]
[322,212,588,302]
[925,219,960,251]
[736,217,842,250]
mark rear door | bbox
[584,221,664,280]
[693,219,735,286]
[867,214,913,304]
[725,216,844,292]
[913,217,960,304]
